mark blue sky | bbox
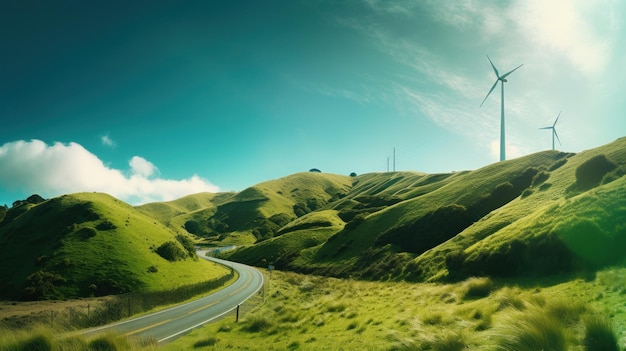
[1,0,624,206]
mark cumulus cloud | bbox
[129,156,158,178]
[0,140,219,204]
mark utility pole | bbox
[393,147,396,172]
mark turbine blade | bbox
[480,80,499,107]
[486,55,500,77]
[539,126,552,130]
[500,63,524,79]
[553,111,561,127]
[554,128,561,145]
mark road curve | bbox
[81,252,264,343]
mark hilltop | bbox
[0,193,230,300]
[191,137,625,282]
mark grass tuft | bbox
[460,277,495,299]
[582,315,619,351]
[495,303,568,351]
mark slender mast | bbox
[500,81,505,162]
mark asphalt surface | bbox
[80,252,264,343]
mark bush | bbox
[243,315,274,333]
[575,154,617,190]
[184,220,201,234]
[156,241,187,262]
[175,234,197,258]
[96,220,116,230]
[77,226,97,239]
[23,271,66,300]
[532,171,550,186]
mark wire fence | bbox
[3,271,236,330]
[1,268,271,333]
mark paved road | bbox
[81,252,264,343]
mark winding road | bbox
[81,252,264,343]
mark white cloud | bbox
[129,156,158,178]
[0,140,219,205]
[101,135,115,147]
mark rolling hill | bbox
[2,137,625,302]
[0,193,230,300]
[220,137,626,282]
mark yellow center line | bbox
[228,272,252,297]
[125,318,173,337]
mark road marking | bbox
[125,318,173,337]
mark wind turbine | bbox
[480,55,523,161]
[539,111,561,150]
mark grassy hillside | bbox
[0,193,230,300]
[144,172,354,246]
[224,137,626,283]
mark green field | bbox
[163,268,625,350]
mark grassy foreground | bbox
[164,268,625,351]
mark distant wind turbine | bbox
[539,111,562,150]
[480,55,523,162]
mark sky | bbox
[1,0,625,206]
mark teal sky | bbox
[1,0,625,205]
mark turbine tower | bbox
[539,111,562,150]
[480,55,523,161]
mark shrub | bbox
[175,234,197,258]
[601,165,626,184]
[77,226,97,239]
[532,171,550,186]
[548,157,568,171]
[96,220,116,230]
[242,315,274,333]
[23,271,66,300]
[156,241,187,262]
[147,265,159,273]
[582,315,619,351]
[184,220,201,234]
[575,154,617,190]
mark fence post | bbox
[235,304,240,323]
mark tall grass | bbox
[495,304,568,351]
[0,326,157,351]
[582,315,619,351]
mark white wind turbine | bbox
[480,55,523,161]
[540,111,562,150]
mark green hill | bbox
[0,193,230,300]
[223,137,626,282]
[4,138,624,302]
[139,172,353,245]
